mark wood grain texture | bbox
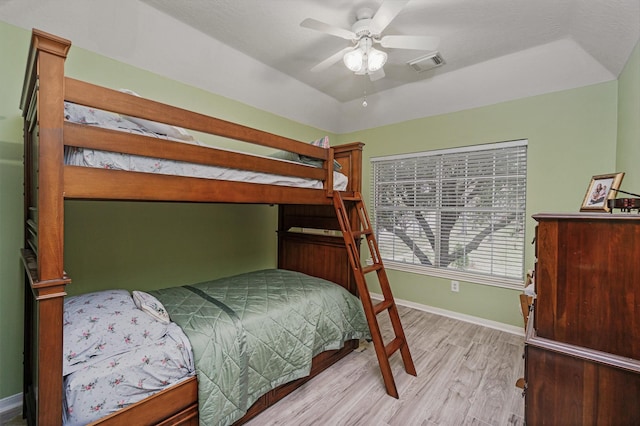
[526,214,640,424]
[22,27,367,425]
[533,214,640,359]
[246,306,525,426]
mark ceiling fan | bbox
[300,0,440,81]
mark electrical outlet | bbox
[451,280,459,292]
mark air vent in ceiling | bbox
[408,52,445,73]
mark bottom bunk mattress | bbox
[149,269,371,426]
[62,290,196,425]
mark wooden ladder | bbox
[333,191,417,398]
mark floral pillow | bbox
[63,290,169,375]
[309,135,329,149]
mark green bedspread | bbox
[150,269,371,426]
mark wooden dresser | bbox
[525,213,640,425]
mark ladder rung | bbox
[339,195,361,202]
[362,263,383,274]
[374,299,393,315]
[385,337,404,357]
[352,229,372,238]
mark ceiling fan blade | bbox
[379,35,440,51]
[311,46,355,72]
[369,68,385,82]
[369,0,410,35]
[300,18,356,40]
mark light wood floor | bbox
[246,305,525,426]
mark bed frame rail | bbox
[63,78,338,196]
[64,78,331,161]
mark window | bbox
[371,140,527,289]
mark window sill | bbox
[370,259,524,290]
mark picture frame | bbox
[580,172,625,212]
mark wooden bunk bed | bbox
[20,29,368,426]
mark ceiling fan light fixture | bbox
[303,1,441,84]
[367,48,387,72]
[343,48,364,72]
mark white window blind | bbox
[371,140,527,288]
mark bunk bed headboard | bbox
[277,142,364,295]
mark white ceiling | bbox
[141,0,640,102]
[1,0,639,133]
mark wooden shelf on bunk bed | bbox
[21,28,365,425]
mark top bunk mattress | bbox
[63,101,348,191]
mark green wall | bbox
[0,23,31,403]
[337,81,620,327]
[617,40,640,190]
[1,19,637,402]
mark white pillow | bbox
[119,89,195,142]
[132,291,171,324]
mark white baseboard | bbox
[370,292,525,336]
[0,393,22,422]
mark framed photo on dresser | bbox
[580,172,625,212]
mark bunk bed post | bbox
[20,29,72,426]
[333,142,364,194]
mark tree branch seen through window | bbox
[372,140,527,282]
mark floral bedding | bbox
[62,290,195,425]
[63,102,348,190]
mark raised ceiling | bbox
[141,0,639,102]
[1,0,638,132]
